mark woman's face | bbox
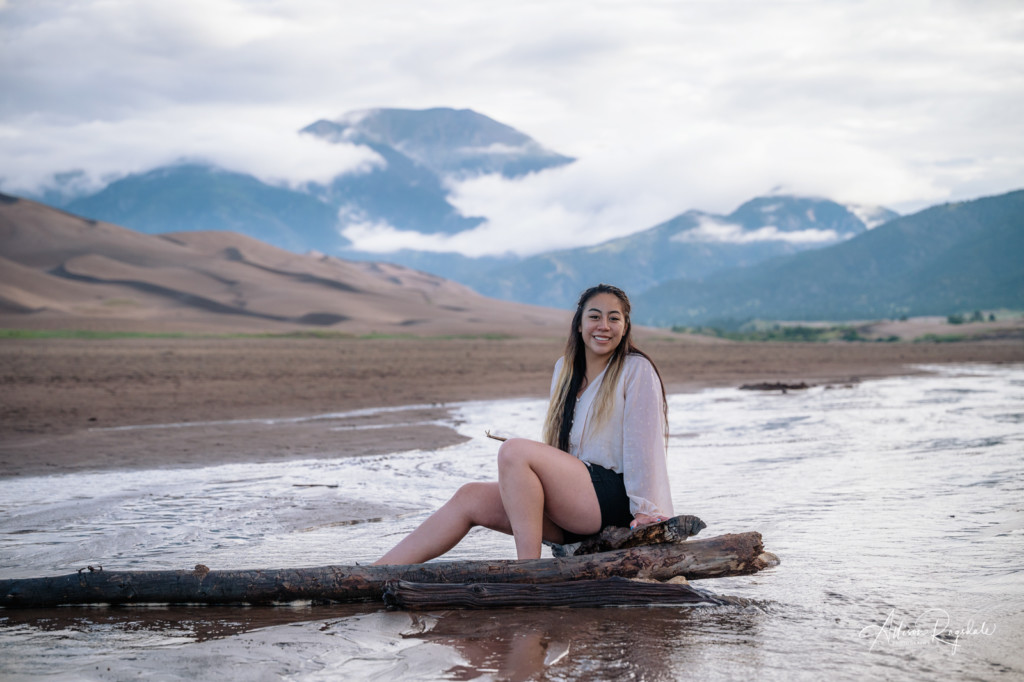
[578,292,626,362]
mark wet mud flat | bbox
[3,334,1022,476]
[2,365,1024,679]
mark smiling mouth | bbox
[592,335,612,342]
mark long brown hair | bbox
[542,284,667,451]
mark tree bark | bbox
[573,514,707,555]
[383,576,725,609]
[0,532,768,608]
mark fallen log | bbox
[383,576,726,610]
[0,531,769,608]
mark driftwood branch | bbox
[574,514,707,555]
[739,382,810,392]
[0,532,769,608]
[548,514,706,557]
[383,576,725,610]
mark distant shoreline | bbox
[1,335,1022,478]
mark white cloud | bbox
[408,123,937,257]
[0,107,383,197]
[847,204,895,230]
[671,216,842,245]
[457,142,534,156]
[1,0,1022,251]
[340,219,448,254]
[438,156,689,256]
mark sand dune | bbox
[0,194,570,335]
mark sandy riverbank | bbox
[1,335,1022,477]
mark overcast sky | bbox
[1,0,1022,256]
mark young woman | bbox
[374,284,673,564]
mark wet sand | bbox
[1,335,1022,477]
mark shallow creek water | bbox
[1,364,1023,680]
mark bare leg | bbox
[497,438,602,560]
[374,439,601,564]
[373,482,510,565]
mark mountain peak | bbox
[301,107,574,179]
[727,195,896,236]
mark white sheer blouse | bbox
[549,354,674,518]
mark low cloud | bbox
[338,123,941,258]
[340,218,449,254]
[456,142,536,156]
[0,108,383,198]
[339,126,942,258]
[672,216,842,245]
[846,204,895,230]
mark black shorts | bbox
[561,462,632,543]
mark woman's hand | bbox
[630,513,669,530]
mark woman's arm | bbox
[621,356,674,523]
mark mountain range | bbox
[57,156,897,310]
[376,195,899,309]
[3,187,1021,332]
[30,109,899,304]
[57,107,573,245]
[14,106,1022,326]
[633,189,1024,326]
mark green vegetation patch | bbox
[947,310,994,325]
[672,323,884,343]
[914,333,970,343]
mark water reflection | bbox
[417,606,769,681]
[0,603,374,644]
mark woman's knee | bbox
[496,438,533,471]
[451,481,505,529]
[452,481,490,507]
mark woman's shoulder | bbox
[618,352,660,385]
[623,351,657,374]
[620,353,665,406]
[614,350,663,387]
